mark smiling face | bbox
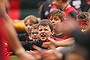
[24,20,33,34]
[31,28,40,41]
[24,15,39,35]
[38,25,52,41]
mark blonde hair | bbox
[24,15,39,24]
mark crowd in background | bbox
[0,0,90,60]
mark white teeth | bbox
[40,33,46,37]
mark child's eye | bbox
[44,29,48,31]
[32,32,38,34]
[29,24,33,26]
[25,24,27,26]
[39,29,42,31]
[54,18,59,21]
[50,18,53,21]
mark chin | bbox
[40,37,47,41]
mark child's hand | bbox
[48,37,56,44]
[33,45,63,60]
[26,50,42,60]
[18,52,35,60]
[40,50,62,60]
[42,42,51,48]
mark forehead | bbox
[38,25,50,29]
[25,20,30,23]
[54,0,61,2]
[50,15,60,19]
[25,20,33,24]
[54,0,59,1]
[31,28,38,31]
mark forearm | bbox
[2,13,13,23]
[2,14,24,54]
[55,38,74,47]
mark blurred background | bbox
[7,0,90,20]
[8,0,45,20]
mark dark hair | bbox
[62,0,69,2]
[37,19,53,32]
[77,12,90,21]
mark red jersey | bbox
[64,5,78,18]
[53,34,71,41]
[86,0,90,5]
[0,17,11,60]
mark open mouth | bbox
[40,32,47,41]
[33,37,38,40]
[40,32,46,37]
[53,23,55,26]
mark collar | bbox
[64,4,71,11]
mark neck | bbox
[55,32,63,36]
[54,30,63,36]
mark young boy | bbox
[76,12,90,32]
[53,0,78,18]
[48,9,74,47]
[31,24,40,41]
[37,19,54,49]
[18,15,39,50]
[25,24,42,50]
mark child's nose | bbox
[41,30,45,33]
[52,19,55,23]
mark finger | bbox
[49,43,56,49]
[32,45,43,52]
[48,37,55,41]
[43,42,51,45]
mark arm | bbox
[0,0,35,60]
[48,37,75,47]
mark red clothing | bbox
[64,5,78,17]
[0,17,11,60]
[53,34,71,41]
[49,4,78,18]
[86,0,90,5]
[79,21,89,30]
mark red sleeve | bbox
[63,35,71,39]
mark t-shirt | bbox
[64,5,78,18]
[0,17,11,60]
[53,34,71,41]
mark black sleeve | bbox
[69,11,77,19]
[18,33,28,41]
[71,29,90,48]
[25,40,43,50]
[25,41,33,50]
[40,2,50,19]
[18,33,30,50]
